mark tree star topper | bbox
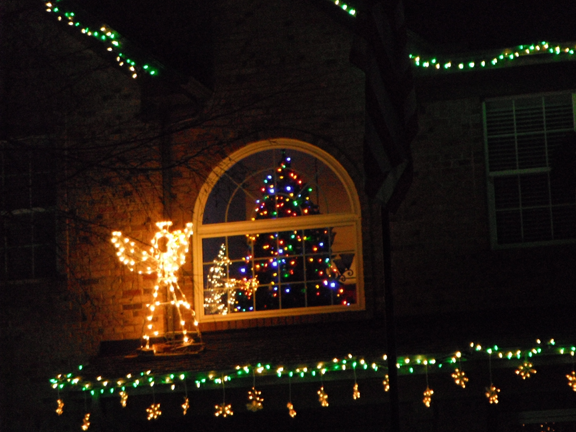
[111,222,200,349]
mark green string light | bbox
[43,0,159,78]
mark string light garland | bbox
[332,0,356,16]
[409,41,576,74]
[43,0,160,79]
[52,338,576,420]
[111,222,202,352]
[45,0,576,86]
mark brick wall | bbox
[391,70,576,319]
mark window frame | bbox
[483,91,576,249]
[192,139,364,322]
[0,138,59,282]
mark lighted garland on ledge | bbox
[409,41,576,73]
[46,0,576,80]
[51,339,576,421]
[43,0,161,79]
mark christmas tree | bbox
[233,151,354,311]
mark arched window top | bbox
[198,141,358,227]
[193,139,363,321]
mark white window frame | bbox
[192,139,364,322]
[483,92,576,248]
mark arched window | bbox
[193,139,363,321]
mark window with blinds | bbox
[484,93,576,247]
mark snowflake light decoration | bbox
[246,387,264,412]
[119,391,128,407]
[287,402,297,417]
[318,386,329,407]
[215,403,233,417]
[182,397,190,415]
[423,387,434,407]
[485,384,500,404]
[515,361,536,379]
[353,382,361,400]
[56,399,64,415]
[146,403,162,420]
[383,374,390,392]
[81,413,90,431]
[567,371,576,391]
[452,368,469,388]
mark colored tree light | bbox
[244,152,352,311]
[111,222,201,350]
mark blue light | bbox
[269,188,275,194]
[323,280,328,286]
[319,242,324,247]
[286,289,290,293]
[240,268,246,273]
[286,186,292,191]
[330,282,336,288]
[272,261,278,267]
[286,157,291,162]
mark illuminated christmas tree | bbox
[233,151,353,311]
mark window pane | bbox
[202,227,357,315]
[494,176,520,209]
[520,173,549,207]
[202,149,351,224]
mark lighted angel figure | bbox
[111,221,201,350]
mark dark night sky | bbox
[403,0,576,51]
